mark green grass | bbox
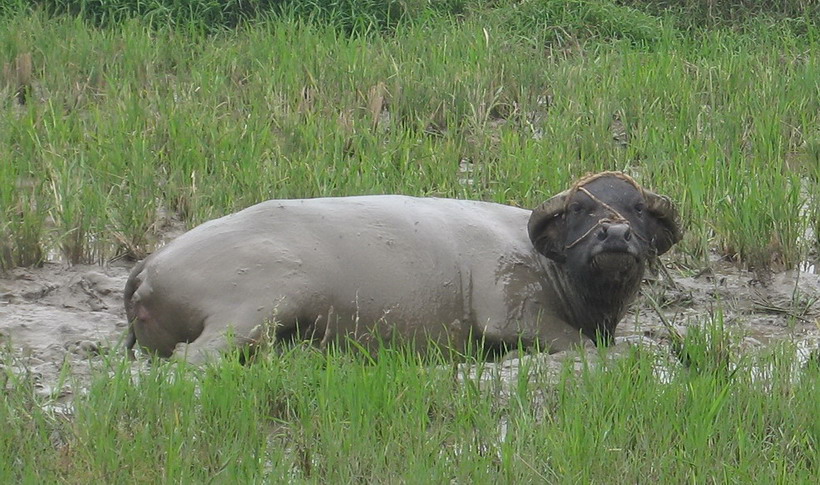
[1,329,817,482]
[1,4,818,270]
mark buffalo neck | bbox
[541,256,645,344]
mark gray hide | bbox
[124,172,681,363]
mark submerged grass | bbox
[1,331,817,482]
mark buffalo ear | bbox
[645,190,683,256]
[528,190,570,263]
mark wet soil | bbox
[1,258,818,403]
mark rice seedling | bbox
[2,323,817,482]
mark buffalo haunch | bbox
[124,172,681,363]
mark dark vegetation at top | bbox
[3,0,819,35]
[7,0,467,33]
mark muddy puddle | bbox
[1,257,818,406]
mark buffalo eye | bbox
[569,202,584,214]
[634,203,645,216]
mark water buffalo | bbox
[124,171,681,363]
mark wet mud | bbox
[1,258,818,404]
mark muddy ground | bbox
[1,257,818,403]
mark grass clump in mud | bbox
[1,335,817,482]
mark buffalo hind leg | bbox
[171,309,301,364]
[172,316,259,364]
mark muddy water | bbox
[0,263,131,401]
[1,259,818,404]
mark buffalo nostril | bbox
[594,222,632,242]
[597,223,610,240]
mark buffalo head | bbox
[528,171,680,267]
[527,171,681,340]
